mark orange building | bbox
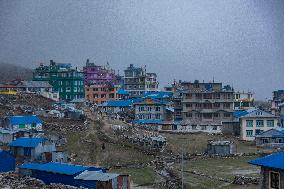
[85,84,121,104]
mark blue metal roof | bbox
[19,162,91,175]
[9,137,44,148]
[248,152,284,170]
[117,89,129,95]
[102,99,133,107]
[8,115,42,125]
[134,119,162,124]
[144,91,173,99]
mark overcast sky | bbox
[0,0,283,100]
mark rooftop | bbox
[8,115,42,125]
[19,162,94,175]
[249,152,284,170]
[9,137,44,148]
[74,170,119,181]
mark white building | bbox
[234,90,254,110]
[240,109,279,141]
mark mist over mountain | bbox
[0,63,33,82]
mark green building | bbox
[33,60,84,101]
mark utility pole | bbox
[181,144,184,189]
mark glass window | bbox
[256,120,264,127]
[246,130,253,137]
[267,120,274,127]
[270,171,280,189]
[31,123,36,128]
[246,120,253,127]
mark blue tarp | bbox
[9,137,44,148]
[0,150,15,172]
[248,152,284,170]
[8,115,42,125]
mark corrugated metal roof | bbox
[9,137,44,147]
[8,115,42,125]
[248,152,284,170]
[74,170,119,181]
[144,91,173,99]
[102,100,133,107]
[19,162,91,175]
[17,81,52,88]
[134,120,162,124]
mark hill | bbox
[0,63,33,82]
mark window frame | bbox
[269,171,280,189]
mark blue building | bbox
[3,115,43,132]
[249,152,284,189]
[19,162,106,188]
[9,137,56,161]
[0,149,15,172]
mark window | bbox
[147,106,152,111]
[212,126,218,130]
[224,113,231,118]
[93,88,98,91]
[255,129,263,135]
[155,106,161,111]
[213,113,219,117]
[246,130,253,137]
[19,124,25,129]
[224,103,231,108]
[256,120,264,127]
[139,106,145,112]
[270,171,280,189]
[267,120,274,127]
[155,114,161,119]
[201,125,207,130]
[192,125,197,130]
[31,123,36,128]
[186,112,192,118]
[186,103,192,108]
[214,103,220,108]
[246,120,253,127]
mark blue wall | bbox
[0,151,15,172]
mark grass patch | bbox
[110,167,158,186]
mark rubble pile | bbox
[0,172,83,189]
[233,175,259,185]
[43,117,87,135]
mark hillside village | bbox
[0,60,283,189]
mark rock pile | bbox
[233,175,259,185]
[0,172,84,189]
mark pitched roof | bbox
[8,115,42,125]
[19,162,92,175]
[133,97,167,105]
[17,81,52,88]
[9,137,44,148]
[249,152,284,170]
[74,170,119,181]
[238,108,277,118]
[134,120,162,124]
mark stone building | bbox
[180,80,234,133]
[33,60,84,101]
[124,64,158,97]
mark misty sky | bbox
[0,0,283,100]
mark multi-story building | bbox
[124,64,158,97]
[85,84,121,104]
[233,90,254,110]
[181,80,234,133]
[239,109,279,141]
[33,60,84,101]
[83,59,125,104]
[271,90,284,116]
[133,97,174,125]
